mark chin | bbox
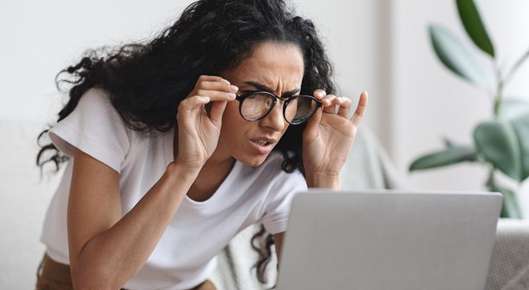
[237,152,270,167]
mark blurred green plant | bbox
[409,0,529,218]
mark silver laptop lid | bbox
[276,189,502,290]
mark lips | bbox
[249,136,277,154]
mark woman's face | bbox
[218,41,305,167]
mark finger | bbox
[196,89,237,101]
[199,81,239,93]
[321,94,337,105]
[313,89,327,101]
[337,97,353,118]
[197,75,231,84]
[179,95,211,113]
[322,94,338,113]
[351,91,368,125]
[209,100,228,125]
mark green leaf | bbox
[475,114,529,181]
[409,145,477,172]
[510,113,529,180]
[456,0,495,57]
[473,120,523,181]
[428,25,488,86]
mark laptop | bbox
[276,189,502,290]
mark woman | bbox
[35,0,368,289]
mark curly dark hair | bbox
[35,0,335,286]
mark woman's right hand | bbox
[174,75,238,170]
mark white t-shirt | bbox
[41,87,308,290]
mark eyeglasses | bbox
[235,91,322,125]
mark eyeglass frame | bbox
[235,90,322,125]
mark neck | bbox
[190,146,235,199]
[202,141,234,173]
[201,153,234,175]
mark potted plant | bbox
[409,0,529,218]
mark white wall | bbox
[1,0,198,123]
[390,0,529,193]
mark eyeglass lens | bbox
[240,93,319,124]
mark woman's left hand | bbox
[302,89,368,188]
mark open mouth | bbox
[249,138,274,154]
[251,139,272,146]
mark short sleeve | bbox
[261,169,308,234]
[48,88,131,173]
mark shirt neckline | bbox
[183,158,239,207]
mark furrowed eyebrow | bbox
[244,81,300,98]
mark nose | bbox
[259,99,287,131]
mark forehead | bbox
[224,41,304,90]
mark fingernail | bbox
[230,85,239,92]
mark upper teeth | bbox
[254,139,269,146]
